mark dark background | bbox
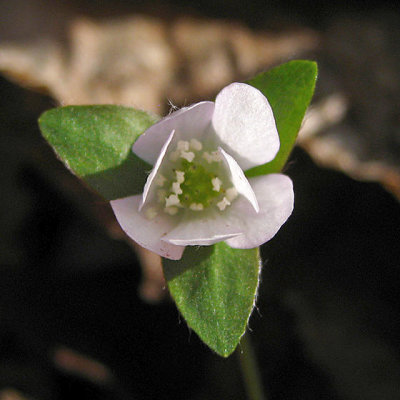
[1,1,399,399]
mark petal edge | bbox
[133,101,214,164]
[225,174,294,249]
[111,195,185,260]
[212,83,280,170]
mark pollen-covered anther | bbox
[172,181,182,195]
[175,170,185,184]
[189,203,204,211]
[217,197,231,211]
[211,177,222,192]
[165,194,180,208]
[177,140,189,151]
[190,139,203,151]
[226,187,238,202]
[202,151,222,163]
[180,151,195,162]
[164,206,178,215]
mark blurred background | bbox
[0,0,399,399]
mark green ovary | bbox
[179,161,221,207]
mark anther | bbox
[165,194,180,208]
[226,187,238,202]
[190,203,204,211]
[202,151,222,163]
[180,151,195,162]
[190,139,203,151]
[175,170,185,183]
[211,177,222,192]
[172,182,183,195]
[177,140,189,151]
[217,197,231,211]
[164,207,178,215]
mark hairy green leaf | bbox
[39,105,156,200]
[164,243,260,357]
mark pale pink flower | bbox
[111,83,294,260]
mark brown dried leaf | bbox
[298,12,400,201]
[0,15,318,112]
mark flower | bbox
[110,83,294,260]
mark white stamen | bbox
[217,197,231,211]
[175,170,185,184]
[226,187,238,202]
[190,139,203,151]
[211,177,222,192]
[172,181,183,195]
[177,140,189,151]
[145,207,158,220]
[157,189,167,203]
[155,174,166,186]
[180,151,195,162]
[165,194,180,207]
[190,203,204,211]
[202,150,222,163]
[164,206,178,215]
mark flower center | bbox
[178,160,220,208]
[144,139,238,219]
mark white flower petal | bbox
[162,211,242,246]
[133,101,215,164]
[212,83,280,170]
[219,147,259,212]
[111,195,184,260]
[225,174,294,249]
[140,130,175,211]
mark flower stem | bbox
[238,333,267,400]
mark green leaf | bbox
[246,60,318,177]
[39,105,157,200]
[164,243,260,357]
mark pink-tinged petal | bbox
[140,130,175,211]
[219,147,259,212]
[162,211,242,246]
[225,174,294,249]
[133,101,215,164]
[110,195,185,260]
[212,83,279,170]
